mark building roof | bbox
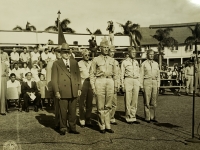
[138,26,195,45]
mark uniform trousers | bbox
[124,78,140,122]
[79,79,93,125]
[95,78,114,130]
[186,76,194,93]
[143,79,158,121]
[59,98,77,131]
[110,93,117,123]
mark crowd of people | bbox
[0,40,199,135]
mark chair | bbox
[6,87,20,112]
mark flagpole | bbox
[57,10,61,45]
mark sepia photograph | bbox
[0,0,200,149]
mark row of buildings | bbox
[0,22,200,66]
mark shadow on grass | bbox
[153,122,181,128]
[35,113,59,133]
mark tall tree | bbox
[13,22,36,31]
[117,20,142,49]
[185,23,200,52]
[152,28,178,68]
[45,18,75,33]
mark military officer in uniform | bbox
[78,49,93,127]
[90,39,118,133]
[108,45,120,125]
[121,47,140,124]
[140,49,160,123]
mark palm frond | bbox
[13,25,23,31]
[45,26,58,32]
[63,27,75,33]
[131,30,142,40]
[184,36,195,44]
[29,25,36,31]
[61,18,71,25]
[152,35,162,41]
[86,28,92,34]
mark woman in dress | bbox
[31,64,40,82]
[0,60,9,115]
[37,74,47,110]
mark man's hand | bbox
[55,92,61,99]
[92,88,96,95]
[140,88,144,93]
[78,90,82,97]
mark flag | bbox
[58,18,66,45]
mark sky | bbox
[0,0,200,34]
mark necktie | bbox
[149,61,152,68]
[66,60,70,72]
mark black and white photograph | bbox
[0,0,200,149]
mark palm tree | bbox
[185,23,200,52]
[152,28,178,68]
[45,18,75,33]
[13,22,36,31]
[117,20,142,49]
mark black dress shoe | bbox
[105,129,114,133]
[69,130,80,134]
[111,122,118,125]
[100,130,106,134]
[132,121,140,124]
[54,126,60,131]
[34,106,38,112]
[145,120,151,123]
[85,123,93,127]
[60,130,66,135]
[80,125,85,128]
[151,119,158,123]
[0,113,6,115]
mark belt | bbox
[187,74,193,76]
[125,76,139,79]
[97,75,113,78]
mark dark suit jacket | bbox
[51,58,81,98]
[21,81,39,95]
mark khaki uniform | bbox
[140,60,160,121]
[90,55,117,130]
[78,60,93,126]
[121,57,140,122]
[110,60,120,123]
[185,66,194,93]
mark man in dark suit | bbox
[21,72,41,112]
[51,43,81,135]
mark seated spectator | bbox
[41,48,50,64]
[31,47,40,65]
[20,47,30,65]
[7,73,21,97]
[49,48,57,61]
[21,62,31,81]
[0,48,10,67]
[41,63,47,79]
[21,72,41,112]
[10,63,22,81]
[31,64,40,82]
[167,68,172,79]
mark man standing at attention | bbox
[121,47,140,124]
[51,43,81,135]
[140,49,160,123]
[90,39,118,134]
[108,45,120,125]
[78,49,93,128]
